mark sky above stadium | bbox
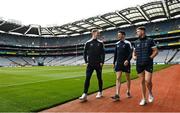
[0,0,156,26]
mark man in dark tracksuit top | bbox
[133,26,158,106]
[111,31,132,101]
[79,29,105,101]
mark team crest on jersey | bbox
[90,43,93,46]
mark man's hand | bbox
[133,55,137,60]
[100,63,103,67]
[124,60,129,66]
[150,56,153,59]
[112,64,115,68]
[132,50,137,60]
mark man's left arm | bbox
[124,42,132,66]
[100,43,105,66]
[127,42,133,61]
[150,39,158,59]
[150,48,158,59]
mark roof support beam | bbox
[0,21,6,26]
[9,26,25,32]
[24,26,32,35]
[45,27,55,36]
[137,5,151,22]
[115,11,132,24]
[162,0,171,19]
[38,26,42,36]
[98,16,116,27]
[137,7,152,21]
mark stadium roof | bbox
[0,0,179,37]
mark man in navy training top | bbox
[133,26,158,106]
[111,31,132,101]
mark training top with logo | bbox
[84,38,105,65]
[113,40,132,65]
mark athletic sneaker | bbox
[126,91,132,98]
[111,94,120,101]
[148,94,154,103]
[139,99,147,106]
[79,93,87,101]
[96,92,103,99]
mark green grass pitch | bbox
[0,64,170,112]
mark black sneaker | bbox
[126,91,132,98]
[111,94,120,101]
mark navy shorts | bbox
[115,63,131,73]
[136,62,153,74]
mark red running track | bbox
[42,65,180,112]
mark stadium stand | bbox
[0,0,179,66]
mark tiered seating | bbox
[0,49,179,67]
[0,18,179,67]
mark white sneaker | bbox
[148,94,154,103]
[139,99,147,106]
[96,92,103,99]
[79,93,87,101]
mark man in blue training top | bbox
[111,31,132,101]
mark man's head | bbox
[117,31,126,40]
[91,29,100,39]
[136,26,146,38]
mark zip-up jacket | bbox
[84,38,105,65]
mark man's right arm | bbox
[132,49,137,60]
[150,39,158,59]
[83,42,88,64]
[132,43,137,60]
[113,45,117,66]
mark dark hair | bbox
[118,31,126,36]
[91,29,99,33]
[136,26,146,31]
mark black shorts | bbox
[115,63,131,73]
[136,62,153,74]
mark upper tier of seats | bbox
[0,18,179,47]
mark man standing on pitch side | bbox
[111,31,132,101]
[79,29,105,102]
[133,26,158,106]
